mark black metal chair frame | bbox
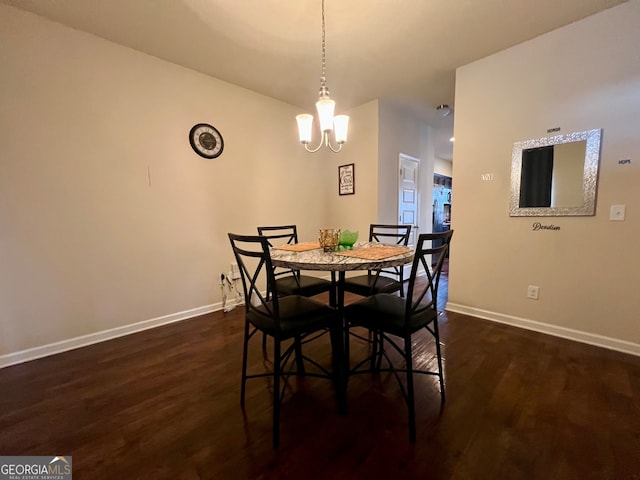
[345,230,453,442]
[257,225,333,300]
[229,233,339,448]
[256,225,335,356]
[343,224,412,298]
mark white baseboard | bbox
[446,302,640,357]
[8,297,636,370]
[0,302,230,369]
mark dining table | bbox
[270,241,414,413]
[270,241,413,306]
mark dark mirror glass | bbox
[519,141,586,208]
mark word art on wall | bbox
[532,222,560,231]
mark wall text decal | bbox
[533,222,560,231]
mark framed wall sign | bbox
[339,163,355,195]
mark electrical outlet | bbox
[527,285,539,300]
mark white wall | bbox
[0,5,329,363]
[449,1,640,354]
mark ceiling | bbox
[3,0,628,159]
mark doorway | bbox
[432,174,452,267]
[398,154,420,247]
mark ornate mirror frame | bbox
[509,129,602,217]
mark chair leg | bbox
[375,333,384,371]
[262,290,271,355]
[329,320,347,414]
[294,335,305,375]
[344,322,350,375]
[240,321,251,407]
[404,335,416,443]
[370,330,384,371]
[432,319,446,404]
[370,330,378,371]
[273,339,281,448]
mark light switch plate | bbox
[610,204,626,221]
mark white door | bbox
[398,154,420,248]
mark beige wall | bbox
[0,6,329,361]
[321,100,379,238]
[14,0,630,365]
[322,100,437,243]
[435,158,453,178]
[449,1,640,353]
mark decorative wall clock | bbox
[189,123,224,158]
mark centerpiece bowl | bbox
[338,230,359,249]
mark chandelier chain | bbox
[320,0,327,94]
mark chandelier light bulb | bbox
[334,115,349,144]
[296,114,314,144]
[316,97,336,133]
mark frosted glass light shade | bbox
[316,97,336,132]
[333,115,349,144]
[296,114,314,143]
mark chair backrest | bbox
[257,225,303,288]
[404,230,454,321]
[369,224,412,246]
[369,224,412,279]
[228,233,281,327]
[257,225,298,247]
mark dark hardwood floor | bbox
[1,271,640,479]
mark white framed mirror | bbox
[509,129,602,216]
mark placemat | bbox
[336,245,411,260]
[274,242,321,252]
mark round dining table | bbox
[270,242,414,273]
[270,241,414,413]
[270,241,414,305]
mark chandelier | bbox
[296,0,349,153]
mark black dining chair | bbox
[344,230,453,442]
[257,225,333,298]
[342,224,412,298]
[228,233,341,448]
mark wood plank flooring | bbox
[1,277,640,479]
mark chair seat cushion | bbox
[343,274,401,296]
[344,293,437,337]
[248,295,338,338]
[275,274,332,297]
